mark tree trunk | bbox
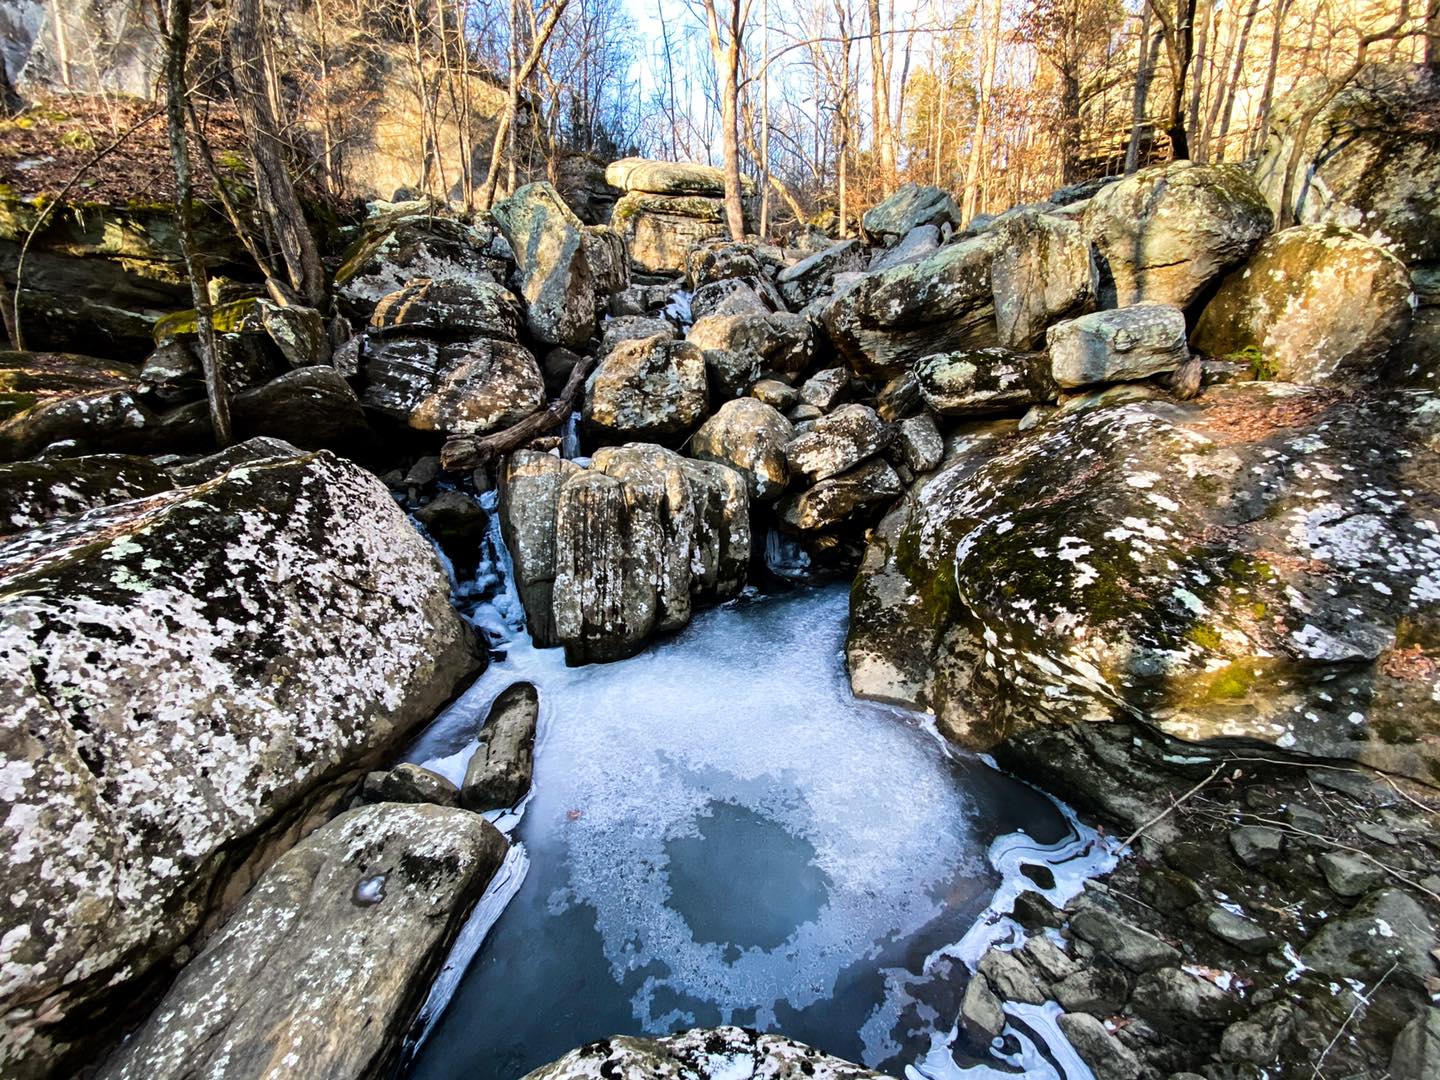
[1125,6,1161,173]
[1212,0,1261,161]
[866,0,895,184]
[1251,0,1293,154]
[1156,0,1198,160]
[164,0,232,448]
[1186,0,1211,157]
[962,0,1003,220]
[227,0,324,305]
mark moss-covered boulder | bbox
[1082,161,1273,310]
[820,232,999,378]
[604,158,755,198]
[0,453,171,533]
[582,334,708,443]
[915,347,1054,415]
[0,450,478,1078]
[0,350,139,422]
[492,182,598,348]
[848,384,1440,783]
[989,208,1099,349]
[691,396,794,500]
[1254,63,1440,267]
[1193,224,1415,384]
[861,183,962,243]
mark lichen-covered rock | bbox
[335,209,510,320]
[367,277,522,342]
[548,446,749,663]
[990,209,1098,349]
[611,192,730,275]
[1300,888,1437,987]
[492,182,597,348]
[777,457,904,533]
[0,385,211,461]
[0,454,171,533]
[499,451,582,649]
[821,232,999,377]
[895,413,943,473]
[1049,304,1189,389]
[862,183,962,242]
[583,335,708,443]
[582,225,630,297]
[784,403,890,483]
[691,397,795,500]
[690,276,786,322]
[361,763,460,807]
[1193,225,1414,384]
[604,158,754,198]
[0,451,479,1078]
[1083,161,1273,309]
[96,804,507,1080]
[522,1026,885,1080]
[847,383,1440,781]
[1255,64,1440,266]
[363,336,544,435]
[798,367,849,411]
[687,311,814,393]
[600,315,676,355]
[463,682,540,811]
[868,224,942,273]
[915,347,1053,415]
[777,239,864,307]
[686,240,763,288]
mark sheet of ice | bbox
[403,586,1089,1079]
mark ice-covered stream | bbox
[394,523,1116,1080]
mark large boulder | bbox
[0,454,171,533]
[230,367,372,451]
[691,397,795,500]
[368,277,522,342]
[547,446,749,663]
[1193,225,1415,384]
[777,457,904,533]
[1049,303,1190,389]
[96,804,507,1080]
[522,1026,884,1080]
[583,334,708,443]
[1083,161,1273,310]
[916,347,1054,416]
[362,336,544,435]
[1255,64,1440,267]
[499,451,583,649]
[334,209,511,320]
[847,384,1440,782]
[686,311,815,394]
[604,158,754,198]
[990,209,1099,349]
[0,451,479,1078]
[463,682,541,811]
[784,403,890,483]
[611,193,729,275]
[776,239,865,307]
[492,182,597,348]
[862,183,962,243]
[821,233,999,377]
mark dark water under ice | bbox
[399,584,1102,1080]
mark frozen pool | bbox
[400,585,1105,1079]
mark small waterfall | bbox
[466,489,527,649]
[664,288,693,328]
[764,527,811,578]
[560,411,582,460]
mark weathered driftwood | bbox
[440,354,594,471]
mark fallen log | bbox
[440,353,595,472]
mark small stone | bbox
[1356,821,1399,846]
[1309,768,1378,800]
[405,455,443,488]
[1069,907,1181,973]
[1282,802,1327,832]
[787,403,823,423]
[1229,826,1284,866]
[1139,869,1206,914]
[1012,891,1065,930]
[1318,852,1386,897]
[1055,1012,1142,1080]
[895,414,943,474]
[1196,903,1275,956]
[463,683,541,811]
[959,974,1007,1048]
[979,948,1047,1005]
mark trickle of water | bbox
[764,527,812,579]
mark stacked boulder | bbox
[606,158,756,275]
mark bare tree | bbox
[696,0,755,238]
